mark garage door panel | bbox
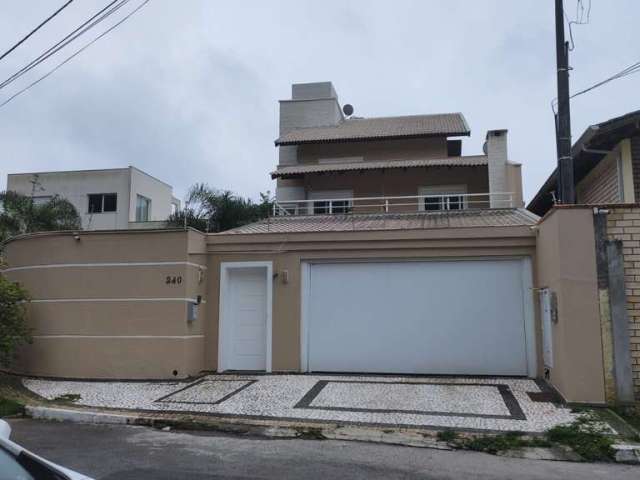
[306,260,528,376]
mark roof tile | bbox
[275,113,470,145]
[219,209,539,235]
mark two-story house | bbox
[207,82,540,379]
[272,82,523,216]
[2,82,545,385]
[7,166,181,230]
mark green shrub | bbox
[0,275,31,367]
[545,417,615,462]
[436,429,458,442]
[0,397,24,417]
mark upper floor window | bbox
[88,193,117,213]
[418,186,467,212]
[308,190,353,215]
[136,194,151,222]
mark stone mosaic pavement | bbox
[23,374,578,433]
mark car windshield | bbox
[0,447,69,480]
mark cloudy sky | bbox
[0,0,638,203]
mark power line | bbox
[0,0,130,91]
[0,0,75,62]
[552,58,640,113]
[565,0,592,51]
[0,0,151,110]
[571,60,640,99]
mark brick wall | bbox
[606,206,640,399]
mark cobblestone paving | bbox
[23,374,579,432]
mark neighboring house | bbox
[528,109,640,216]
[273,82,524,214]
[526,109,640,405]
[6,166,181,230]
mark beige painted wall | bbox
[276,166,491,213]
[205,226,538,373]
[3,229,207,379]
[297,137,449,163]
[4,225,540,380]
[536,208,606,404]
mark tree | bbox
[0,274,31,367]
[0,191,81,245]
[168,184,273,233]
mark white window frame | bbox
[135,194,151,222]
[307,189,353,215]
[418,185,467,211]
[88,193,117,214]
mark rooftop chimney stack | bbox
[277,82,343,167]
[485,130,509,208]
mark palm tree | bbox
[168,184,272,233]
[0,191,81,244]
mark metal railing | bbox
[271,192,515,216]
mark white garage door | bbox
[303,259,533,376]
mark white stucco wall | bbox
[7,167,177,230]
[128,167,175,222]
[7,169,131,230]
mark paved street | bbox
[7,419,639,479]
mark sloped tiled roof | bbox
[271,155,487,178]
[219,209,539,235]
[275,113,470,146]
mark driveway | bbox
[24,374,577,433]
[8,419,639,480]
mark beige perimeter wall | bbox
[4,224,540,380]
[2,229,207,379]
[205,226,539,373]
[536,208,606,404]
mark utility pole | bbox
[555,0,575,204]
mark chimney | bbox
[277,82,343,166]
[485,129,509,208]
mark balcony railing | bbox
[271,192,515,216]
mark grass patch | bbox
[0,397,24,417]
[52,393,81,403]
[436,429,458,442]
[457,431,551,454]
[545,416,615,462]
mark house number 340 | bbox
[165,276,182,285]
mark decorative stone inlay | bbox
[156,379,255,405]
[295,380,524,420]
[23,374,578,433]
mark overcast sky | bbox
[0,0,638,204]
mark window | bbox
[308,190,353,215]
[31,196,52,205]
[419,186,467,212]
[88,193,117,213]
[312,199,352,214]
[136,195,151,222]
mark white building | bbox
[6,166,181,230]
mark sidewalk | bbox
[24,374,577,433]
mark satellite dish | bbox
[343,104,354,116]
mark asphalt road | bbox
[6,419,639,479]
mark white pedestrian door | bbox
[224,268,267,370]
[304,259,531,376]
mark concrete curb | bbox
[612,443,640,464]
[27,405,637,463]
[24,405,450,450]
